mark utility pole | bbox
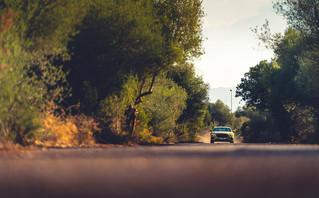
[230,89,233,113]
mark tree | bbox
[142,75,187,141]
[207,100,234,126]
[238,0,319,143]
[168,63,209,141]
[154,0,205,62]
[65,0,163,112]
[273,0,319,39]
[65,0,205,140]
[239,110,277,143]
[234,106,278,143]
[273,0,319,111]
[236,60,280,110]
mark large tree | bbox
[237,0,319,143]
[168,63,209,141]
[65,0,205,139]
[273,0,319,107]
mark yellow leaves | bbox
[35,104,97,147]
[137,128,163,144]
[38,114,75,147]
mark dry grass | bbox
[34,103,99,148]
[137,128,164,144]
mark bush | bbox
[142,76,187,142]
[34,103,99,147]
[96,75,139,143]
[0,9,42,144]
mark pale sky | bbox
[195,0,287,89]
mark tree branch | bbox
[135,74,157,105]
[139,77,146,96]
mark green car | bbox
[211,126,234,143]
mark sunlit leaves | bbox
[142,75,187,140]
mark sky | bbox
[194,0,288,89]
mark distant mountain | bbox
[208,87,245,112]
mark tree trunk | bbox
[126,74,157,138]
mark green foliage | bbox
[0,0,206,145]
[240,111,278,143]
[203,110,212,128]
[232,116,249,134]
[0,1,89,144]
[168,63,209,142]
[236,60,280,110]
[238,1,319,143]
[65,0,164,113]
[0,9,41,144]
[296,52,319,107]
[97,75,140,143]
[236,58,300,141]
[205,100,248,135]
[207,100,234,126]
[284,102,317,143]
[97,74,188,143]
[64,0,206,144]
[273,0,319,39]
[271,2,319,114]
[234,107,278,143]
[155,0,205,62]
[142,75,187,141]
[1,1,88,104]
[1,0,88,58]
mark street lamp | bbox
[230,89,233,112]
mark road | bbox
[1,143,319,198]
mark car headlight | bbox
[229,134,233,137]
[211,133,216,137]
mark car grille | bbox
[216,134,229,138]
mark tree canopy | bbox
[237,0,319,143]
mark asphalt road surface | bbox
[1,143,319,198]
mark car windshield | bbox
[213,127,231,132]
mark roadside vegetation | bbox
[236,0,319,143]
[1,0,318,147]
[0,0,209,147]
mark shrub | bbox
[34,103,99,147]
[0,8,42,144]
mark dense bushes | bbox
[0,8,44,144]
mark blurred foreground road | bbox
[1,143,319,198]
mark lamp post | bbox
[230,89,233,113]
